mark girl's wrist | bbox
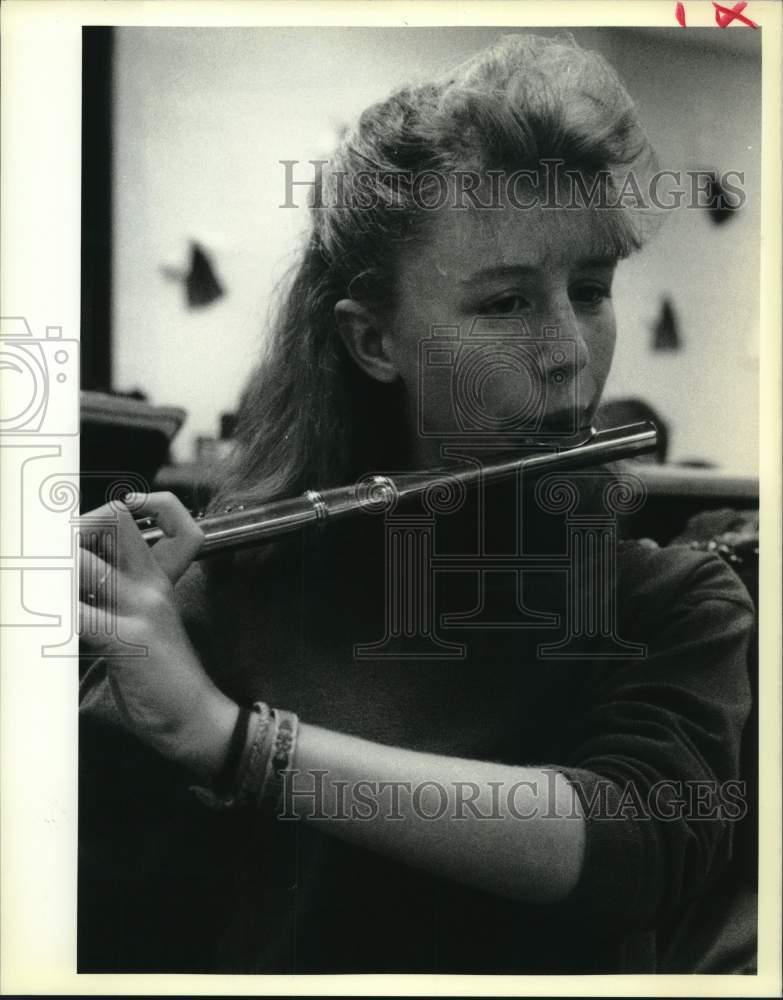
[175,688,240,784]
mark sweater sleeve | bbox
[553,547,754,930]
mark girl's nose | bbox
[540,305,590,377]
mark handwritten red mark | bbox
[712,1,759,28]
[677,0,758,28]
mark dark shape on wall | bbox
[704,171,738,226]
[185,242,225,308]
[161,242,226,308]
[652,298,681,352]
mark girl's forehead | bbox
[420,203,619,278]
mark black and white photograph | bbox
[1,1,781,993]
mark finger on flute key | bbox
[123,491,204,583]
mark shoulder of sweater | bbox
[617,540,755,616]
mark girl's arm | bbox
[292,723,585,903]
[79,492,585,906]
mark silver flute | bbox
[140,421,657,559]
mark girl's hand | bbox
[78,492,238,782]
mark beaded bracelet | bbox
[258,708,300,818]
[235,701,275,809]
[190,701,298,815]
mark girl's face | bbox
[385,200,619,469]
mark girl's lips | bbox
[539,407,593,433]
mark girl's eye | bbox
[483,294,531,315]
[570,283,610,306]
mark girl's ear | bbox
[334,299,398,383]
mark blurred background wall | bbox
[109,26,760,469]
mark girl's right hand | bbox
[78,493,238,781]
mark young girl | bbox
[79,34,754,974]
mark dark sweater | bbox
[79,518,754,974]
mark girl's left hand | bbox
[79,492,237,781]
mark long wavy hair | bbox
[210,33,656,512]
